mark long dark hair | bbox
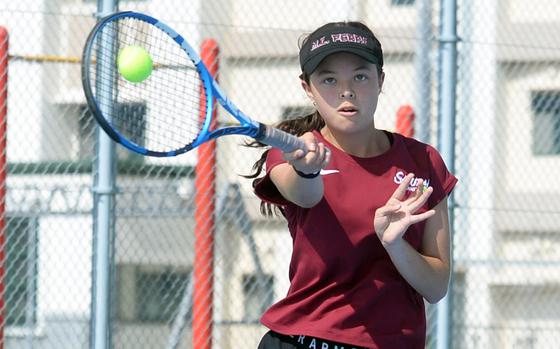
[243,21,384,216]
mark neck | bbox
[321,127,391,158]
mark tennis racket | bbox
[82,11,306,157]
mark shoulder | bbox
[393,132,458,202]
[396,133,432,153]
[393,133,444,166]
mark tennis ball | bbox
[117,45,153,83]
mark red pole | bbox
[0,26,8,349]
[396,104,415,137]
[193,39,219,349]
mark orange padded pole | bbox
[193,38,219,349]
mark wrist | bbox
[292,166,320,179]
[381,237,406,251]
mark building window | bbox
[391,0,415,6]
[242,273,274,323]
[77,105,95,159]
[61,103,147,161]
[532,91,560,155]
[117,265,191,323]
[451,272,468,348]
[6,217,38,328]
[513,336,537,349]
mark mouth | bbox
[337,105,359,117]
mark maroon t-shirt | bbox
[254,131,458,348]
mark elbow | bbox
[425,293,445,305]
[425,285,449,304]
[296,194,323,208]
[424,261,451,304]
[288,184,324,208]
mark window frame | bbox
[531,90,560,156]
[391,0,416,6]
[4,216,39,336]
[242,273,274,323]
[116,264,192,324]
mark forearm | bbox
[384,239,450,304]
[270,164,324,207]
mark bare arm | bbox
[270,163,324,207]
[269,132,331,208]
[382,199,450,303]
[374,173,451,303]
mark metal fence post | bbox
[91,1,117,349]
[437,0,458,348]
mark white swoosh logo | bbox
[320,169,340,175]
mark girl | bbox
[247,21,457,349]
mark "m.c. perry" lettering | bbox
[310,33,368,51]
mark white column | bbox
[459,0,498,348]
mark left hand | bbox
[374,173,435,248]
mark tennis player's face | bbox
[303,52,384,134]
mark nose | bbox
[340,89,355,99]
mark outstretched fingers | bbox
[409,209,436,225]
[407,179,436,223]
[391,173,415,200]
[407,179,432,211]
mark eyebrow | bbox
[316,66,373,75]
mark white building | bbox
[0,0,558,348]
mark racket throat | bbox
[254,123,268,141]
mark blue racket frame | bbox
[83,11,304,157]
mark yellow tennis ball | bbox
[117,45,153,83]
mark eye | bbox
[355,74,368,81]
[323,77,336,85]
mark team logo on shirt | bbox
[394,170,430,192]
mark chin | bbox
[331,123,369,135]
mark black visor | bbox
[299,24,382,75]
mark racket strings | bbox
[88,17,206,153]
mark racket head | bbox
[81,11,215,157]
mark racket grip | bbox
[259,125,307,153]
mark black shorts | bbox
[257,330,369,349]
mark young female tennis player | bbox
[247,21,458,349]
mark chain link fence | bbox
[0,0,559,348]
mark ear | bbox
[378,71,385,91]
[301,79,315,103]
